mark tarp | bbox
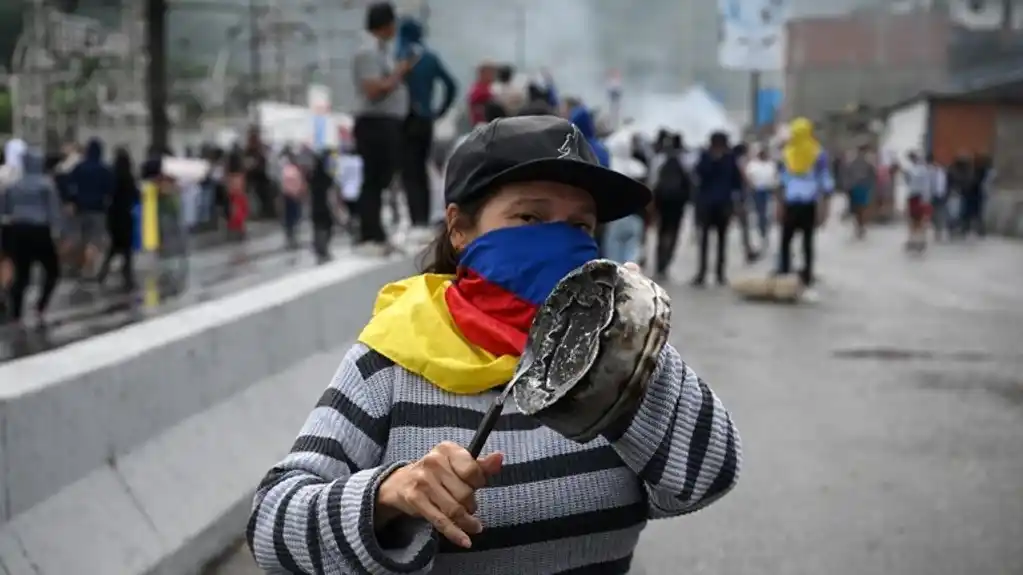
[628,86,741,147]
[256,101,354,149]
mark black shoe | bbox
[716,275,729,286]
[690,276,706,288]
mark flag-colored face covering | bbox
[357,222,598,394]
[446,222,600,358]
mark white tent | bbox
[628,86,741,147]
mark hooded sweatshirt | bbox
[0,139,27,189]
[396,18,457,120]
[69,139,115,212]
[1,149,62,227]
[695,149,743,208]
[569,107,610,168]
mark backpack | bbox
[654,154,689,200]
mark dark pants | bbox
[312,223,333,261]
[959,194,985,237]
[6,223,60,320]
[283,197,302,247]
[354,115,403,244]
[402,114,434,227]
[778,202,817,286]
[98,213,135,288]
[249,174,275,219]
[695,203,731,282]
[752,189,772,240]
[655,197,687,275]
[734,192,757,259]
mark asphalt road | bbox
[212,219,1023,575]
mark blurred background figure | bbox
[397,16,458,240]
[693,131,741,286]
[352,1,411,254]
[0,148,62,326]
[844,144,875,240]
[96,148,140,291]
[649,132,693,279]
[67,139,114,279]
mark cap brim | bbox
[480,158,652,223]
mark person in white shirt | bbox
[903,151,932,251]
[744,146,779,247]
[0,138,27,311]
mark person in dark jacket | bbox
[97,148,139,290]
[945,152,972,238]
[396,17,457,231]
[309,151,337,263]
[68,138,115,276]
[693,131,743,286]
[1,148,62,324]
[961,153,990,238]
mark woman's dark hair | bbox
[114,147,134,183]
[418,194,488,274]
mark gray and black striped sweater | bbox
[248,342,741,574]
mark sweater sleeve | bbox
[606,344,742,519]
[247,344,437,575]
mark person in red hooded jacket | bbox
[467,62,496,125]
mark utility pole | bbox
[146,0,169,153]
[249,0,262,126]
[274,11,287,102]
[749,70,761,130]
[29,0,50,152]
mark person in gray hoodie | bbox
[0,148,62,324]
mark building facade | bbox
[784,9,951,120]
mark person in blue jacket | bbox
[68,138,115,277]
[570,105,645,264]
[396,17,457,232]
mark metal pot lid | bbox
[512,259,670,421]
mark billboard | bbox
[717,0,789,71]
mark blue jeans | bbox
[752,189,772,240]
[601,215,644,264]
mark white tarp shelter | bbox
[628,86,741,147]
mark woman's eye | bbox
[516,213,540,223]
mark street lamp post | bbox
[249,0,261,126]
[146,0,169,152]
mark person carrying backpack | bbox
[648,132,692,279]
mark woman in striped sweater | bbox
[248,116,742,575]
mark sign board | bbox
[717,0,789,71]
[307,84,331,115]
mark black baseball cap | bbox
[444,116,652,222]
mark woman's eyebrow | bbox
[506,197,551,210]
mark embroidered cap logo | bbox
[557,127,581,159]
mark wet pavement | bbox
[0,223,347,363]
[209,218,1023,575]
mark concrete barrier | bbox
[0,254,415,574]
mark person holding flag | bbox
[248,116,741,575]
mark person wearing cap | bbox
[396,17,457,237]
[248,115,742,575]
[351,1,413,254]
